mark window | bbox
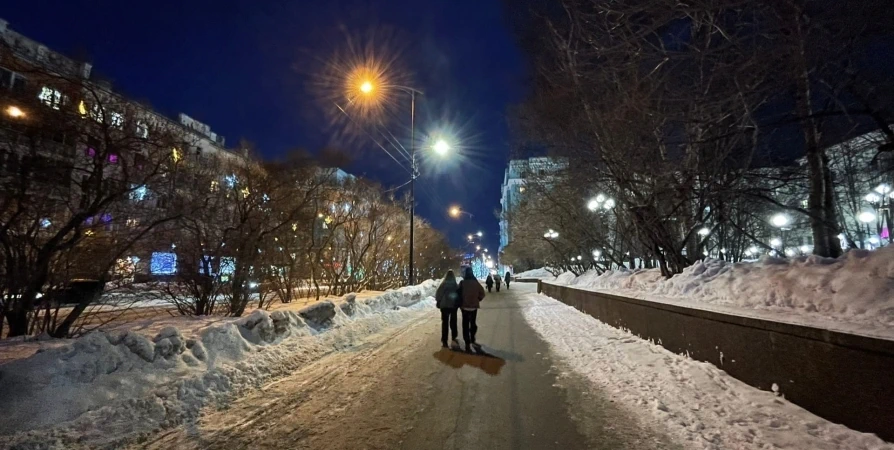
[78,100,88,116]
[110,112,124,128]
[85,147,96,158]
[108,153,119,164]
[38,86,63,110]
[126,218,140,228]
[171,147,182,163]
[210,180,219,192]
[135,121,149,139]
[150,252,178,275]
[130,184,148,201]
[90,104,103,123]
[225,174,237,188]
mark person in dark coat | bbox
[435,270,460,348]
[494,273,501,292]
[504,271,511,289]
[458,267,486,352]
[485,274,494,292]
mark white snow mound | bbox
[0,280,438,449]
[551,248,894,338]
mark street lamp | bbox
[5,106,24,118]
[433,139,450,156]
[449,205,472,218]
[771,214,790,229]
[356,77,425,286]
[544,229,559,239]
[476,231,483,237]
[858,211,876,223]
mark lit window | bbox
[39,218,52,228]
[78,100,88,116]
[220,257,236,275]
[241,187,250,197]
[150,252,178,275]
[90,104,103,123]
[38,86,63,109]
[135,121,148,139]
[126,218,139,228]
[171,147,182,163]
[225,174,237,187]
[108,153,119,164]
[130,184,148,201]
[210,180,219,192]
[85,147,96,158]
[110,112,124,128]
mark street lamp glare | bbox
[858,211,877,223]
[359,81,374,94]
[587,199,600,211]
[449,206,461,217]
[865,193,881,203]
[476,231,483,237]
[771,214,790,228]
[6,106,24,118]
[433,139,450,155]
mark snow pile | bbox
[553,249,894,338]
[514,267,557,279]
[0,280,438,450]
[521,292,894,450]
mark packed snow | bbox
[513,267,557,279]
[521,292,894,450]
[0,280,438,450]
[546,248,894,340]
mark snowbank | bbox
[0,280,438,450]
[522,292,894,450]
[513,267,557,279]
[552,249,894,339]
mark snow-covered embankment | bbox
[0,280,438,449]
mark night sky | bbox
[3,0,524,251]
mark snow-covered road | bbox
[124,283,675,450]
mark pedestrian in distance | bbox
[485,274,494,292]
[494,273,501,292]
[458,267,486,353]
[504,271,511,290]
[435,270,460,348]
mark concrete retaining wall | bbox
[538,281,894,442]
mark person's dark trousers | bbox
[461,309,478,345]
[440,308,458,343]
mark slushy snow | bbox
[521,291,894,450]
[547,248,894,339]
[0,280,438,450]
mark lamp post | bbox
[449,205,473,219]
[770,213,791,256]
[355,79,437,286]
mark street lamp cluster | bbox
[544,229,559,239]
[587,194,615,211]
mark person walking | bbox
[504,271,511,290]
[494,274,501,292]
[485,274,494,292]
[435,270,460,348]
[458,267,485,353]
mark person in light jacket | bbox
[435,270,460,348]
[458,267,486,352]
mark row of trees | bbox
[504,0,894,277]
[0,44,457,338]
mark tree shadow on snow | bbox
[433,348,507,376]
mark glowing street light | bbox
[5,106,24,118]
[770,238,782,248]
[771,213,790,229]
[858,211,877,223]
[875,184,891,195]
[359,81,374,94]
[698,227,711,237]
[449,205,472,218]
[433,139,450,156]
[543,229,559,239]
[865,193,881,203]
[476,231,483,237]
[476,245,481,251]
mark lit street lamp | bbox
[543,229,559,239]
[5,106,24,118]
[355,76,425,285]
[448,205,472,218]
[433,139,450,156]
[770,213,791,256]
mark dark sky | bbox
[2,0,523,251]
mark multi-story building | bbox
[0,18,248,279]
[498,156,568,257]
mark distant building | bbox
[498,157,568,256]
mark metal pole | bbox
[409,91,416,286]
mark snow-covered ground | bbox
[0,280,438,450]
[521,292,894,450]
[514,267,557,279]
[545,248,894,340]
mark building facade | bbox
[498,156,568,258]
